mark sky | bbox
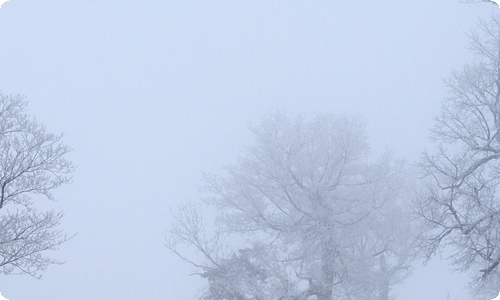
[0,0,499,299]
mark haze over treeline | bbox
[169,10,500,300]
[167,16,500,298]
[0,1,499,300]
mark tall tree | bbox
[416,16,500,295]
[168,113,415,300]
[0,93,74,278]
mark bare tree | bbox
[0,93,74,278]
[416,17,500,295]
[343,181,417,300]
[168,113,416,300]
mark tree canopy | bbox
[168,113,416,300]
[0,93,74,278]
[417,16,500,296]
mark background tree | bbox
[168,113,416,300]
[341,185,417,300]
[416,16,500,296]
[0,93,74,278]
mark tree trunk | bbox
[378,254,389,300]
[318,235,335,300]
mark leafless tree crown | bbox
[0,93,74,278]
[417,16,500,294]
[168,113,416,300]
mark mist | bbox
[0,1,499,299]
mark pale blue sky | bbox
[0,1,498,299]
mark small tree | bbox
[0,93,74,278]
[417,16,500,295]
[168,113,416,300]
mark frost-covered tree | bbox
[0,93,74,278]
[416,16,500,295]
[168,113,416,300]
[341,185,416,300]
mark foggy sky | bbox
[0,1,498,299]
